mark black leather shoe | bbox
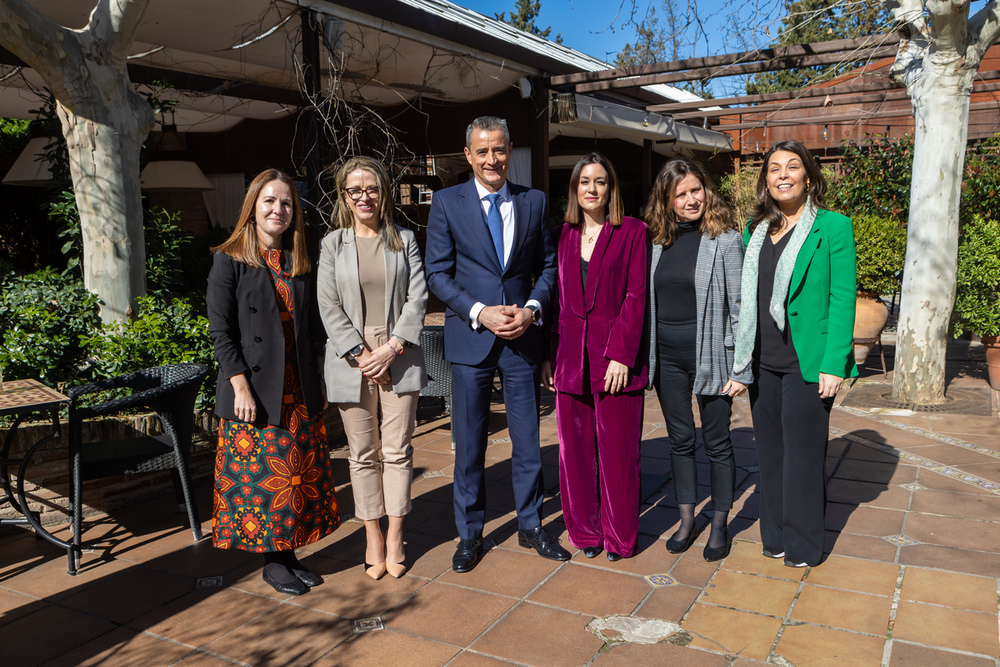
[703,539,731,562]
[263,567,309,595]
[518,527,571,561]
[666,528,698,554]
[582,546,602,559]
[606,551,623,562]
[452,538,483,573]
[761,547,785,559]
[292,566,323,587]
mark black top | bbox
[581,256,589,289]
[756,232,800,373]
[654,220,701,326]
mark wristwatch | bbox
[347,343,364,359]
[526,304,541,322]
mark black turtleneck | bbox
[654,219,702,325]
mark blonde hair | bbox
[330,156,403,252]
[563,152,624,228]
[213,169,311,276]
[644,158,733,247]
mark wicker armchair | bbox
[67,363,208,573]
[419,326,455,447]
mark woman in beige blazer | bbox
[317,156,428,579]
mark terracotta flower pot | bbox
[853,291,889,364]
[981,335,1000,391]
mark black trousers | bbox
[654,322,735,512]
[749,367,832,565]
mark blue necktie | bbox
[485,193,505,269]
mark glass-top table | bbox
[1,378,74,572]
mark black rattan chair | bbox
[419,326,455,448]
[67,363,208,573]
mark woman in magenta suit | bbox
[542,152,649,561]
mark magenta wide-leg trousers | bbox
[556,389,644,556]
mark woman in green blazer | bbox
[733,140,857,568]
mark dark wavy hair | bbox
[213,169,310,276]
[749,140,827,234]
[643,158,733,247]
[564,151,624,228]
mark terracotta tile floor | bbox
[2,365,999,666]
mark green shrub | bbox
[0,268,101,386]
[719,167,759,230]
[828,134,914,222]
[82,294,215,412]
[853,215,906,295]
[952,215,1000,338]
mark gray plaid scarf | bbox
[733,199,817,376]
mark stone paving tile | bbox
[291,563,427,620]
[171,651,237,666]
[0,587,44,627]
[527,562,651,617]
[893,601,1000,657]
[593,641,736,666]
[825,503,906,537]
[38,627,198,667]
[57,563,193,624]
[904,512,1000,552]
[902,444,999,465]
[804,555,899,596]
[0,603,117,667]
[899,566,998,613]
[908,487,1000,521]
[0,551,134,601]
[129,587,277,648]
[823,531,899,562]
[203,603,353,666]
[383,581,516,647]
[698,569,799,617]
[446,652,519,667]
[888,641,998,666]
[722,540,806,580]
[438,549,560,598]
[470,602,604,667]
[826,478,912,509]
[898,543,1000,579]
[634,583,702,622]
[955,460,1000,483]
[310,629,460,667]
[916,467,996,494]
[774,623,885,666]
[790,585,893,635]
[683,603,783,661]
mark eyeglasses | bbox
[344,186,381,201]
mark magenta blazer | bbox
[551,215,649,396]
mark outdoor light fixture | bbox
[2,136,56,186]
[140,125,213,191]
[822,124,830,141]
[642,111,650,127]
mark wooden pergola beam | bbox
[548,34,900,87]
[646,79,898,113]
[572,46,899,93]
[669,75,1000,121]
[716,101,1000,130]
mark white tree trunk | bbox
[892,60,973,403]
[0,0,153,323]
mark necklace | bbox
[584,224,603,244]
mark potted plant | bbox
[952,214,1000,389]
[852,215,907,364]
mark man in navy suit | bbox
[425,116,569,572]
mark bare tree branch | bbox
[89,0,154,58]
[970,0,1000,60]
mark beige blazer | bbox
[317,226,428,403]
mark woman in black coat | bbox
[207,169,340,595]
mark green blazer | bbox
[744,208,859,383]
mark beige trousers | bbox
[338,325,418,520]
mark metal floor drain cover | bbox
[353,617,384,633]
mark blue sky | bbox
[456,0,774,65]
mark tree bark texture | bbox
[0,0,153,322]
[889,0,1000,403]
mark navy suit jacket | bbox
[425,178,557,366]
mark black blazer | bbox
[206,252,326,426]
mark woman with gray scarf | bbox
[732,140,857,568]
